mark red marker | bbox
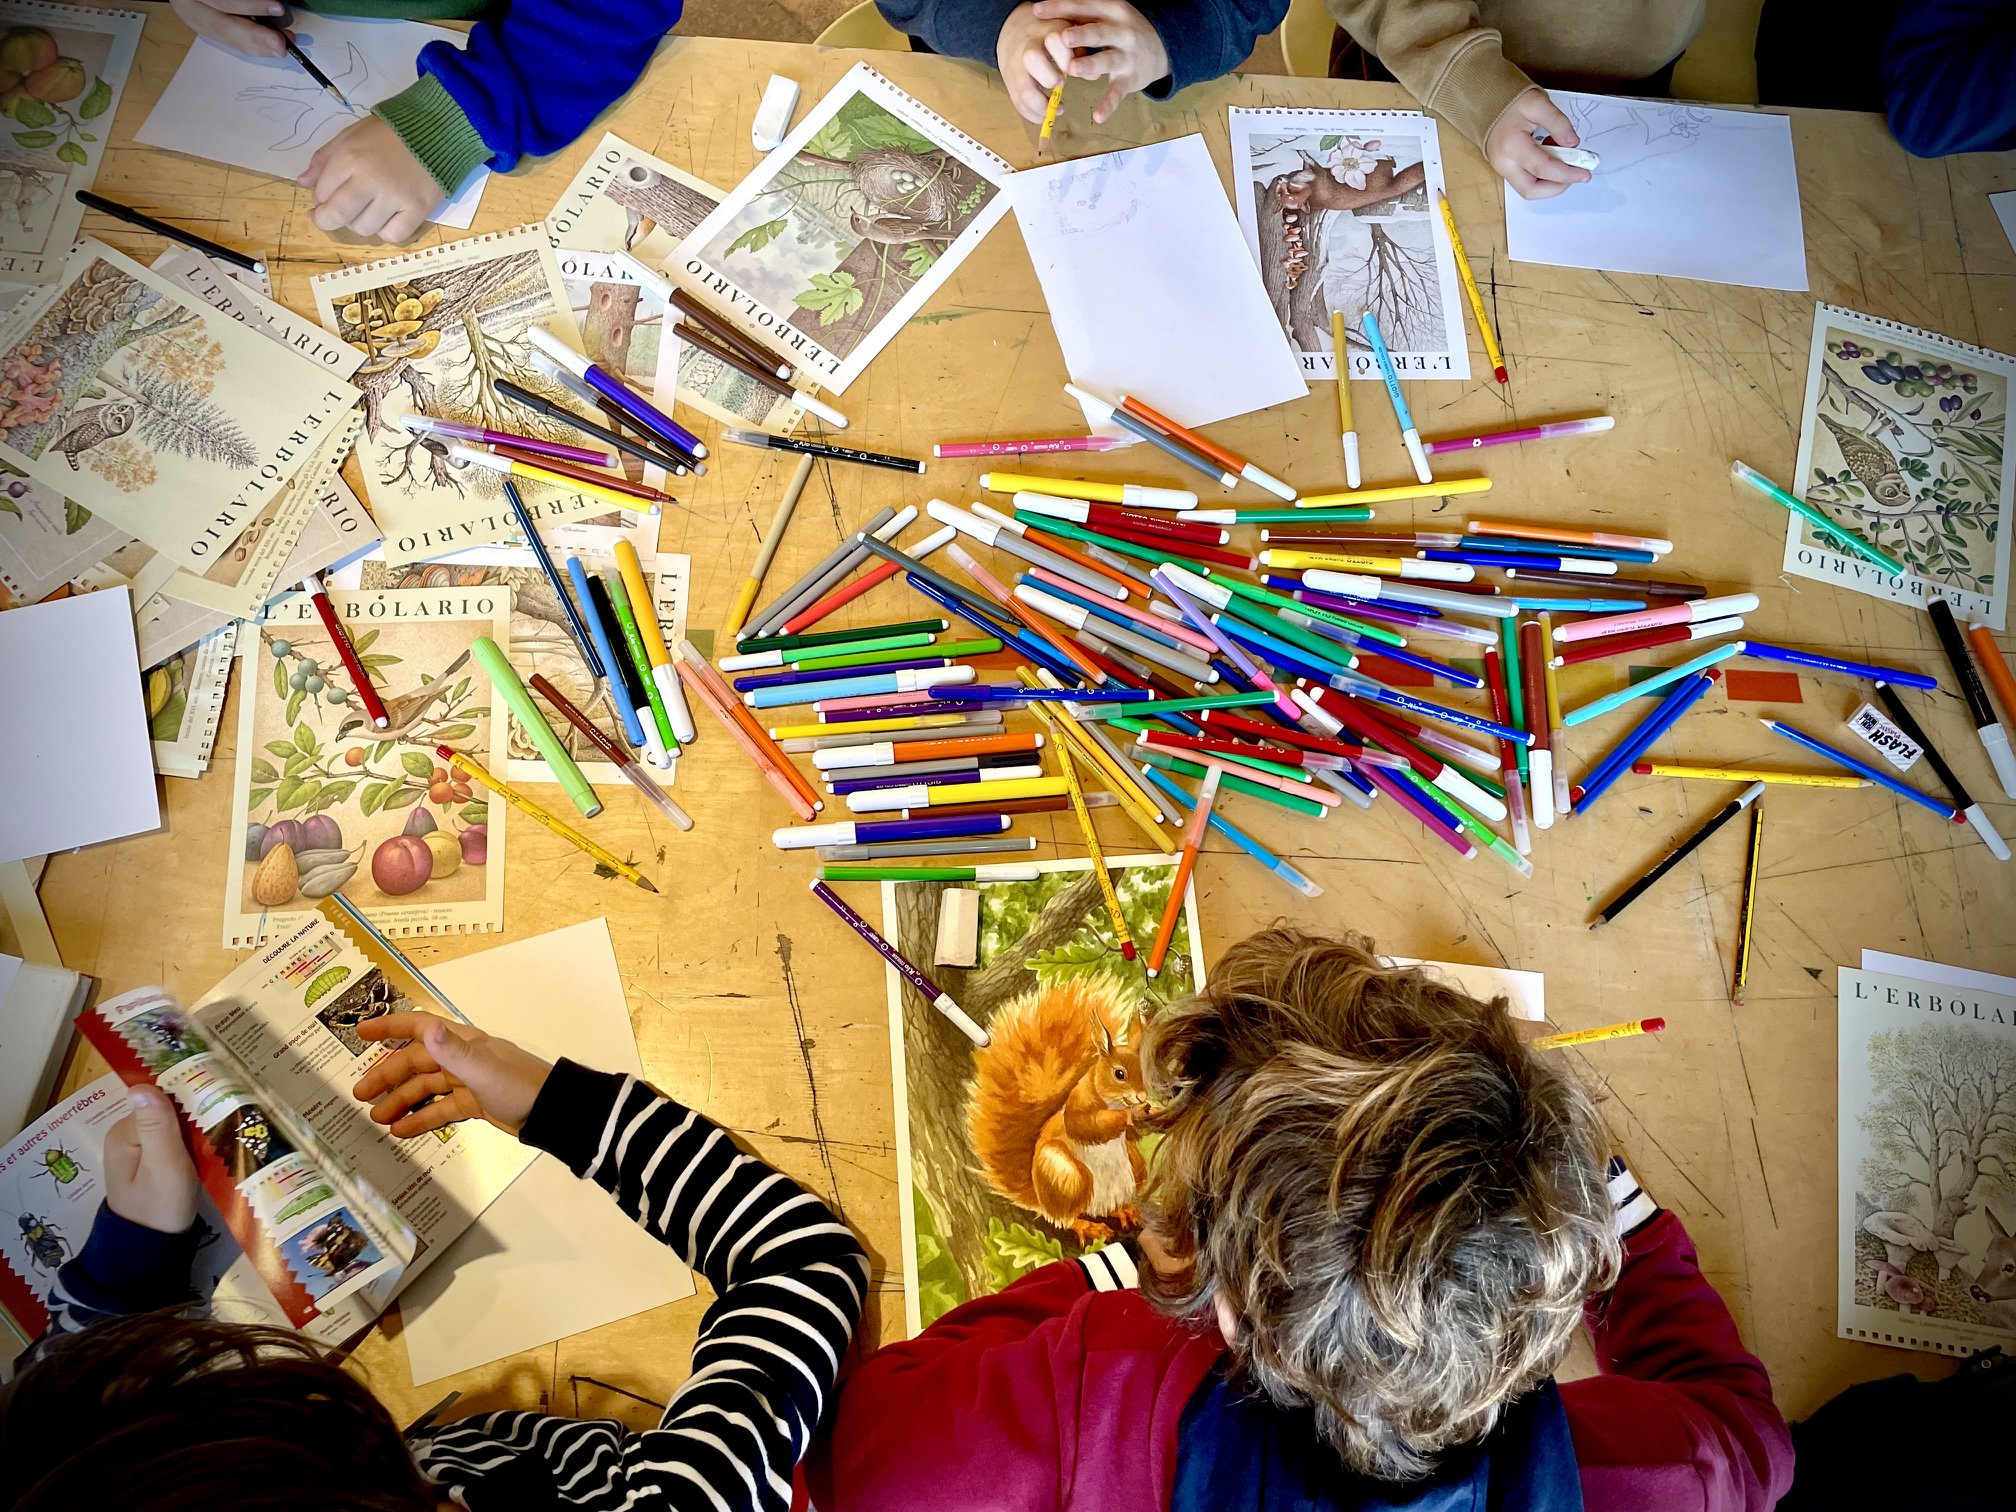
[303,572,388,729]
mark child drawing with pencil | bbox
[169,0,684,242]
[879,0,1290,126]
[809,928,1795,1512]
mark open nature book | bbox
[63,908,533,1343]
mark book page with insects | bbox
[670,64,1011,395]
[221,587,512,947]
[312,224,615,567]
[1783,305,2012,629]
[0,3,143,281]
[1229,108,1469,382]
[547,134,802,431]
[0,240,362,572]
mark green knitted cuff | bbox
[373,73,491,195]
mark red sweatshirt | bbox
[805,1210,1793,1512]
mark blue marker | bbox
[567,556,644,750]
[1143,767,1323,897]
[1574,672,1718,814]
[1360,311,1430,483]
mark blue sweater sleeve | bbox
[405,1,684,181]
[1883,0,2016,157]
[875,0,1285,98]
[25,1205,201,1364]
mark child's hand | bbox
[1487,88,1592,201]
[300,115,440,243]
[351,1012,552,1138]
[171,0,289,58]
[103,1086,199,1235]
[1035,0,1170,125]
[996,2,1075,124]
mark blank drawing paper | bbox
[0,588,159,865]
[396,919,696,1385]
[135,15,487,230]
[1503,94,1807,292]
[1010,135,1308,432]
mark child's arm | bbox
[1322,0,1590,198]
[32,1088,202,1357]
[299,0,682,241]
[1562,1161,1796,1512]
[1882,0,2016,157]
[354,1017,868,1512]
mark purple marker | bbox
[829,760,1042,795]
[1152,565,1299,719]
[771,813,1012,850]
[527,325,706,458]
[810,881,989,1046]
[397,414,613,468]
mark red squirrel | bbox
[966,978,1148,1244]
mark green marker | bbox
[795,638,1003,674]
[605,572,678,752]
[469,636,601,818]
[1131,733,1311,783]
[1730,460,1904,576]
[771,632,940,666]
[736,617,949,654]
[1395,764,1530,879]
[1078,689,1279,722]
[1136,747,1329,816]
[1500,617,1528,784]
[1192,507,1374,525]
[1209,574,1407,649]
[1012,514,1218,577]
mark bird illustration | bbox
[52,401,133,469]
[335,649,470,741]
[1819,413,1912,512]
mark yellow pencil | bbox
[1630,761,1868,789]
[435,745,659,893]
[1331,310,1359,489]
[1059,735,1136,961]
[1020,676,1174,855]
[1732,804,1763,1007]
[768,713,975,740]
[1532,1017,1665,1050]
[1297,476,1492,509]
[1039,81,1064,145]
[1436,193,1507,384]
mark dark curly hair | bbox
[0,1311,435,1511]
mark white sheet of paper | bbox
[1503,94,1807,292]
[1992,191,2016,255]
[0,589,158,865]
[135,16,488,230]
[396,919,695,1384]
[1860,950,2016,996]
[1009,135,1308,431]
[1389,957,1545,1021]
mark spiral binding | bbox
[308,221,561,297]
[1819,303,2016,367]
[843,63,1014,176]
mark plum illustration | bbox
[244,822,269,862]
[371,835,432,896]
[459,824,488,865]
[259,818,305,859]
[300,815,343,851]
[403,807,437,838]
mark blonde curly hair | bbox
[1139,928,1619,1481]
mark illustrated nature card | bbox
[0,465,123,603]
[1230,108,1469,381]
[1783,305,2012,629]
[672,64,1011,395]
[0,3,143,281]
[547,133,802,431]
[882,857,1204,1335]
[0,240,361,573]
[310,224,604,566]
[222,586,511,946]
[150,619,238,779]
[1837,967,2016,1358]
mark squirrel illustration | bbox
[967,978,1148,1244]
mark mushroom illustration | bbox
[1865,1259,1929,1313]
[1863,1209,1970,1278]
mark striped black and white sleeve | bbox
[1607,1155,1661,1238]
[416,1060,868,1512]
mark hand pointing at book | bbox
[352,1013,552,1138]
[103,1086,199,1235]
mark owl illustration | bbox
[1819,414,1911,512]
[53,401,133,469]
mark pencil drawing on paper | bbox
[235,41,370,152]
[1559,98,1714,171]
[886,862,1198,1330]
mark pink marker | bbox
[398,413,613,468]
[1552,592,1760,644]
[934,436,1127,458]
[1423,416,1614,454]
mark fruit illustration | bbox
[245,822,269,862]
[251,844,300,907]
[300,815,344,852]
[23,57,83,104]
[345,748,367,767]
[371,835,432,896]
[403,807,437,838]
[0,29,56,77]
[259,819,305,859]
[422,831,462,879]
[460,825,488,865]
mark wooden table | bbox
[35,12,2016,1433]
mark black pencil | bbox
[259,18,350,107]
[494,377,688,477]
[1591,780,1765,926]
[73,190,265,275]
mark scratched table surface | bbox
[32,8,2016,1429]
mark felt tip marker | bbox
[774,814,1013,850]
[1359,310,1431,483]
[1332,310,1360,489]
[526,324,706,458]
[845,775,1068,814]
[1929,598,2016,800]
[720,427,923,474]
[981,470,1198,510]
[1115,389,1296,501]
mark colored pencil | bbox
[1630,762,1866,788]
[1591,781,1764,925]
[1730,460,1902,575]
[437,745,657,891]
[1145,768,1217,979]
[1436,194,1506,383]
[504,481,602,680]
[724,454,816,641]
[1532,1018,1666,1049]
[811,880,988,1045]
[302,571,389,730]
[75,189,265,275]
[1055,741,1134,960]
[722,427,923,475]
[1760,720,1960,821]
[1732,802,1764,1005]
[1741,641,1936,690]
[324,894,470,1023]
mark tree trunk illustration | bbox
[893,872,1111,1300]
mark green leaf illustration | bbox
[352,628,379,653]
[294,723,318,753]
[458,802,488,826]
[10,130,54,148]
[247,788,273,809]
[983,1217,1066,1291]
[79,77,111,120]
[250,757,280,784]
[433,722,476,742]
[360,782,389,817]
[725,217,789,256]
[11,97,53,128]
[285,689,305,725]
[793,271,863,327]
[62,500,89,533]
[401,751,436,779]
[276,777,320,813]
[901,242,937,279]
[264,739,297,762]
[0,498,17,518]
[55,141,86,167]
[360,653,400,669]
[273,660,289,700]
[1318,134,1341,150]
[371,740,394,763]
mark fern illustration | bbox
[121,365,257,468]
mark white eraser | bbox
[935,887,981,967]
[753,75,800,153]
[1540,142,1600,172]
[1845,702,1923,773]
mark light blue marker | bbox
[751,667,975,709]
[1143,767,1322,897]
[1561,642,1744,727]
[566,555,643,749]
[1360,311,1431,482]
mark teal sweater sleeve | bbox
[372,1,684,192]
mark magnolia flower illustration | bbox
[1326,138,1383,190]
